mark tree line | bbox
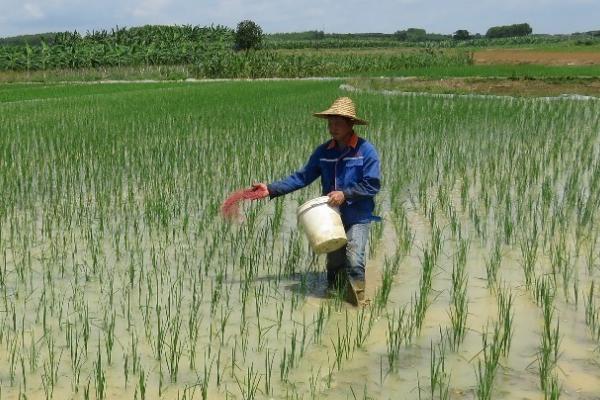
[0,21,536,47]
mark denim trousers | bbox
[326,222,370,282]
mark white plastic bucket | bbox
[297,196,347,254]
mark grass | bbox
[0,81,182,102]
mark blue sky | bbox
[1,0,598,37]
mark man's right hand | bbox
[251,183,270,199]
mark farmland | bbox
[1,79,600,399]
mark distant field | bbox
[347,76,600,98]
[374,64,600,78]
[0,42,599,92]
[276,46,600,66]
[474,49,600,65]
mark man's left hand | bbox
[328,191,345,207]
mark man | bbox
[253,97,381,305]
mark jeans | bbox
[326,222,370,283]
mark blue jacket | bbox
[267,133,381,226]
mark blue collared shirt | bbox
[267,134,381,226]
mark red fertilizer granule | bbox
[221,187,266,221]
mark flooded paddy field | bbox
[1,80,600,399]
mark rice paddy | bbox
[1,80,600,399]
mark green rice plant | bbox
[28,332,38,374]
[448,204,461,240]
[519,223,539,289]
[330,318,354,371]
[429,338,450,400]
[544,374,562,400]
[20,354,27,393]
[308,367,322,400]
[41,335,62,398]
[312,302,327,344]
[585,233,598,275]
[137,367,146,400]
[66,323,84,391]
[474,323,502,400]
[392,208,414,257]
[484,238,502,288]
[549,237,575,303]
[276,301,284,336]
[7,336,18,386]
[94,341,107,400]
[430,226,442,265]
[386,306,413,372]
[374,257,395,313]
[263,349,275,396]
[534,275,556,308]
[496,285,514,357]
[166,316,183,383]
[103,309,116,365]
[300,315,308,358]
[501,194,515,246]
[414,245,436,333]
[448,250,468,351]
[538,285,561,394]
[584,281,600,343]
[234,363,262,400]
[279,325,304,382]
[468,203,484,241]
[354,307,371,349]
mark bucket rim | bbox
[297,196,340,218]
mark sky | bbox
[0,0,598,38]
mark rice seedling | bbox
[484,238,502,288]
[584,281,600,343]
[308,367,322,400]
[495,284,514,357]
[429,337,451,400]
[544,374,562,400]
[448,239,469,351]
[414,244,436,333]
[538,306,561,395]
[264,349,275,396]
[94,340,107,400]
[354,307,371,349]
[474,322,503,400]
[385,306,414,372]
[519,224,539,289]
[234,362,262,400]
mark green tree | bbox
[486,23,532,38]
[453,30,470,40]
[394,28,426,42]
[394,30,408,41]
[234,20,263,50]
[406,28,426,41]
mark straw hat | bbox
[313,97,368,125]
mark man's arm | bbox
[342,145,381,200]
[266,147,322,199]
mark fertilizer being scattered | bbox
[221,187,266,220]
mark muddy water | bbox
[303,196,600,400]
[2,188,600,400]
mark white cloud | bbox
[23,3,44,19]
[130,0,173,18]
